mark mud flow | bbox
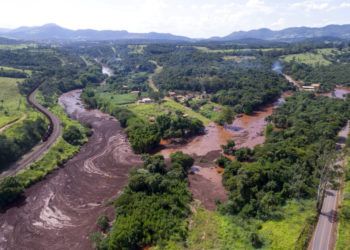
[159,95,286,210]
[0,89,141,250]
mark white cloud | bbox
[0,0,348,38]
[340,1,350,7]
[271,18,287,29]
[291,0,330,11]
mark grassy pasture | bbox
[125,98,211,125]
[282,48,339,66]
[0,76,28,128]
[0,43,36,50]
[259,200,316,249]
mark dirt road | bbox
[0,89,61,178]
[0,90,141,249]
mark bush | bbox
[170,151,194,172]
[0,177,24,209]
[63,125,85,146]
[97,215,110,232]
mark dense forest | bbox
[0,118,47,168]
[220,93,350,219]
[93,152,194,249]
[148,46,291,114]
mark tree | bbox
[63,125,85,146]
[0,177,24,209]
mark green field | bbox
[0,76,28,128]
[125,98,211,125]
[194,46,283,54]
[0,66,32,75]
[186,204,252,249]
[282,48,338,66]
[336,158,350,250]
[259,200,316,249]
[153,199,316,250]
[199,102,225,122]
[97,92,139,106]
[0,44,36,50]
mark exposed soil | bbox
[0,89,141,250]
[159,96,286,210]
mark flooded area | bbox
[321,86,350,99]
[0,89,141,250]
[159,94,289,210]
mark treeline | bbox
[0,117,47,168]
[92,153,193,249]
[0,49,62,69]
[20,64,105,106]
[284,61,350,91]
[220,93,350,219]
[0,68,28,78]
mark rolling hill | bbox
[1,23,350,42]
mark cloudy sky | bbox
[1,0,350,38]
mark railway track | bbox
[0,87,61,178]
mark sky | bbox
[1,0,350,38]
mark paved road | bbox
[0,88,61,178]
[311,190,338,250]
[310,122,349,250]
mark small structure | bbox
[311,83,321,91]
[302,86,316,91]
[131,90,140,95]
[139,98,152,104]
[302,83,321,92]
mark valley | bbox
[0,37,350,250]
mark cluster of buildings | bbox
[168,91,208,103]
[302,83,321,92]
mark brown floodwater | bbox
[159,94,289,210]
[321,86,350,99]
[160,95,287,159]
[0,89,141,250]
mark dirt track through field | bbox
[0,89,141,250]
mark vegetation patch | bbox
[282,49,334,66]
[92,153,193,249]
[0,76,28,128]
[221,93,350,219]
[336,158,350,249]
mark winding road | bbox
[0,88,61,178]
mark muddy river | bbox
[0,89,141,250]
[160,94,289,159]
[1,83,349,248]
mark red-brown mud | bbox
[321,86,350,99]
[159,96,286,210]
[0,90,141,250]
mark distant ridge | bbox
[0,23,192,42]
[0,23,350,42]
[214,24,350,42]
